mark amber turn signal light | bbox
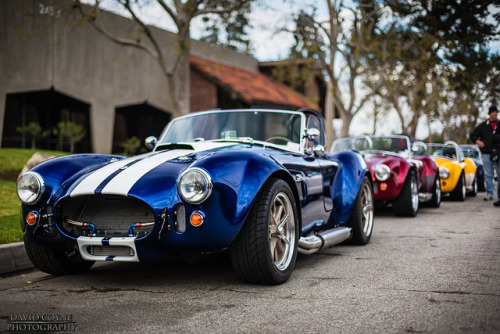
[26,212,38,225]
[190,212,204,227]
[380,183,388,191]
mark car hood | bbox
[67,142,238,200]
[362,152,405,170]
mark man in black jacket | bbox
[471,106,499,206]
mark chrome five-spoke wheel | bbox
[269,192,296,271]
[411,176,419,213]
[361,181,374,237]
[348,176,374,245]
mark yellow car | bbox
[425,141,477,201]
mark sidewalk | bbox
[0,242,32,274]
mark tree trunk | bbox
[408,73,426,138]
[426,114,432,143]
[340,113,353,138]
[173,18,191,116]
[324,81,336,150]
[31,138,36,150]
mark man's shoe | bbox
[484,194,494,201]
[494,200,500,207]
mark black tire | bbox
[392,170,419,217]
[24,238,94,275]
[468,174,478,197]
[428,173,441,208]
[450,171,466,201]
[478,173,485,192]
[347,176,374,245]
[230,179,299,285]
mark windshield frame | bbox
[459,145,482,161]
[331,135,412,158]
[426,142,465,162]
[156,109,307,153]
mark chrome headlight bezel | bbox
[17,171,45,205]
[374,164,391,181]
[177,167,213,205]
[439,167,450,180]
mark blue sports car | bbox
[17,109,374,284]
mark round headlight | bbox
[177,168,212,205]
[374,164,391,181]
[439,167,450,179]
[17,172,44,205]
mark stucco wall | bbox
[0,0,258,153]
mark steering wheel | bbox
[265,136,291,144]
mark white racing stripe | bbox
[70,157,137,197]
[69,142,237,197]
[101,149,193,196]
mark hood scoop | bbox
[156,143,195,151]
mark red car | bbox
[331,136,441,217]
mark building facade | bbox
[0,0,316,154]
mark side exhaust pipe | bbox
[297,226,352,255]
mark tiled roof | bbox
[190,56,318,110]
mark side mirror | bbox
[145,136,157,150]
[412,141,427,154]
[313,145,325,158]
[307,128,321,142]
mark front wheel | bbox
[468,174,478,197]
[24,238,94,275]
[230,179,299,285]
[450,172,466,201]
[393,170,419,217]
[347,176,374,245]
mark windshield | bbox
[427,144,458,159]
[332,136,409,156]
[461,147,480,160]
[160,111,303,150]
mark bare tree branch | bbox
[118,0,167,69]
[74,0,163,69]
[156,0,179,27]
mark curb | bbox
[0,242,33,274]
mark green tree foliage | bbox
[200,4,253,54]
[16,122,49,149]
[373,0,500,139]
[54,121,86,154]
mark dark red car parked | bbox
[331,136,440,217]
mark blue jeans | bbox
[482,153,500,198]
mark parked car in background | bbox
[17,108,374,285]
[419,141,477,200]
[459,144,485,192]
[331,135,440,217]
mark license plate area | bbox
[89,245,135,257]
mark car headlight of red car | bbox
[177,168,213,204]
[374,164,391,181]
[17,172,44,205]
[439,167,450,179]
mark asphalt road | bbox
[1,194,499,334]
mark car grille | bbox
[58,195,155,237]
